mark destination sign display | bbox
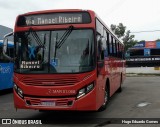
[17,12,91,26]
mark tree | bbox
[110,23,137,52]
[122,30,138,51]
[139,40,145,42]
[155,39,160,41]
[111,23,126,38]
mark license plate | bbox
[41,101,55,106]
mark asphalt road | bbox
[1,76,160,127]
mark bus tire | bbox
[98,83,110,111]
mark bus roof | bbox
[17,9,123,44]
[19,9,93,16]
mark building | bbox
[0,25,13,41]
[126,41,160,67]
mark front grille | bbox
[21,76,81,86]
[30,99,41,106]
[56,99,72,106]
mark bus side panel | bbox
[0,63,14,90]
[96,74,106,109]
[114,58,123,92]
[107,57,116,97]
[122,60,126,83]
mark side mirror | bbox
[3,38,8,54]
[3,32,14,61]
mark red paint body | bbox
[13,9,126,111]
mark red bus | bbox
[3,9,125,111]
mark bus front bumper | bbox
[13,88,97,111]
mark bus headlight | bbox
[86,84,94,93]
[77,82,94,99]
[14,83,24,98]
[77,88,85,99]
[14,83,18,91]
[17,87,23,98]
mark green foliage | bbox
[139,40,145,42]
[155,39,160,41]
[110,23,137,52]
[111,23,126,38]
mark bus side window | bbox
[119,44,124,59]
[116,41,119,58]
[103,29,108,57]
[97,34,106,61]
[106,32,110,55]
[115,40,118,57]
[113,38,117,57]
[117,42,120,58]
[97,34,102,60]
[122,46,125,59]
[109,34,112,56]
[111,36,114,56]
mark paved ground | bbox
[0,76,160,127]
[126,67,160,74]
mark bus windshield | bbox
[14,29,95,74]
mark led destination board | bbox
[17,12,91,26]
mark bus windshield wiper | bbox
[56,25,73,49]
[53,25,74,61]
[28,28,44,48]
[25,28,46,61]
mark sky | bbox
[1,0,160,41]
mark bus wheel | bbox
[98,85,110,111]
